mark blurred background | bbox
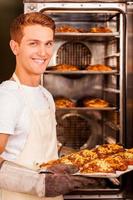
[0,0,23,83]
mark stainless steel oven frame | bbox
[24,1,133,199]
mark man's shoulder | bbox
[0,80,18,89]
[0,80,22,101]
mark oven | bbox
[24,1,133,199]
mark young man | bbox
[0,12,94,200]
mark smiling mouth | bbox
[33,58,46,64]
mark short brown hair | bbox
[10,12,55,43]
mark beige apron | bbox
[1,74,63,200]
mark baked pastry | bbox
[78,149,98,160]
[80,153,128,173]
[80,159,114,173]
[86,64,112,71]
[66,150,98,168]
[127,148,133,154]
[56,25,79,33]
[89,27,112,33]
[68,154,87,168]
[117,149,133,165]
[50,64,79,71]
[59,157,73,165]
[40,144,132,175]
[42,149,98,170]
[104,154,128,171]
[93,144,125,158]
[54,97,76,108]
[40,159,60,169]
[83,98,109,108]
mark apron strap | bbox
[12,73,22,88]
[12,73,54,114]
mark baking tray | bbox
[45,70,117,75]
[39,165,133,178]
[56,106,117,111]
[74,165,133,178]
[24,0,128,3]
[55,32,119,37]
[55,32,119,42]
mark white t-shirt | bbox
[0,80,55,161]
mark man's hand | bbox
[0,160,98,198]
[45,173,93,197]
[43,163,98,197]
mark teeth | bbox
[33,59,44,64]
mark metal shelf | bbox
[45,70,118,75]
[56,106,117,111]
[104,88,120,93]
[104,53,120,59]
[55,32,119,41]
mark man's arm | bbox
[0,133,9,154]
[0,133,9,167]
[0,161,96,197]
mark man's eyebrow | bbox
[27,39,54,43]
[45,39,55,43]
[27,39,40,42]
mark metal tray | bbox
[55,32,119,37]
[56,106,117,111]
[39,165,133,178]
[74,165,133,178]
[24,0,128,3]
[55,32,119,42]
[45,70,117,75]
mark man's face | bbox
[11,25,54,76]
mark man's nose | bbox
[38,45,47,56]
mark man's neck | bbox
[14,71,41,87]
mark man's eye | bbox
[29,42,37,46]
[46,41,54,47]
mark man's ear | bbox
[9,40,19,55]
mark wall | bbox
[0,0,23,83]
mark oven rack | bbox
[55,32,119,36]
[104,53,120,59]
[56,106,117,111]
[48,10,120,21]
[45,70,118,75]
[64,188,123,200]
[104,88,120,93]
[55,32,119,42]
